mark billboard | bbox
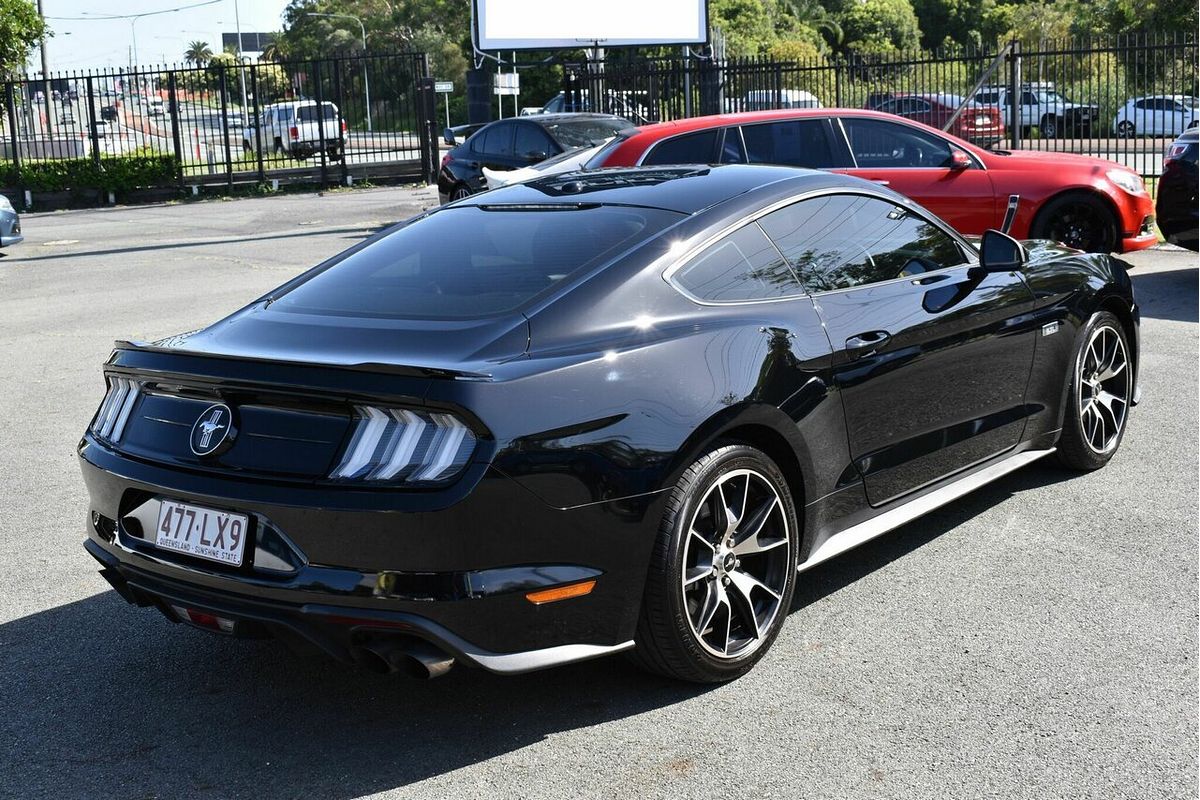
[222,32,276,53]
[474,0,707,50]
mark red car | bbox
[867,92,1005,147]
[592,109,1156,253]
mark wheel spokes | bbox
[731,496,786,557]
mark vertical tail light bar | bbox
[331,406,477,485]
[91,377,141,443]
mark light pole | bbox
[304,12,371,131]
[231,0,248,112]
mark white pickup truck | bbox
[242,100,346,160]
[973,83,1099,139]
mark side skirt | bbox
[797,447,1056,573]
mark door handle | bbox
[845,330,892,358]
[911,273,951,286]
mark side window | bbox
[1134,99,1149,110]
[758,194,968,293]
[642,130,719,165]
[741,120,841,168]
[842,118,953,168]
[514,124,555,159]
[719,128,746,163]
[474,123,515,157]
[976,91,1000,105]
[1020,92,1039,105]
[672,224,802,302]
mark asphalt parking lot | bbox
[0,188,1196,799]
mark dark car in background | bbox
[437,113,634,202]
[1156,128,1198,250]
[867,92,1005,146]
[81,165,1138,683]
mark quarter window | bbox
[758,194,968,293]
[672,224,802,302]
[842,118,953,168]
[740,120,841,168]
[642,130,719,165]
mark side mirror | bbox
[949,148,971,170]
[523,150,548,162]
[978,229,1027,273]
[442,127,456,145]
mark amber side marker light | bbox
[525,580,597,605]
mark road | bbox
[0,188,1195,799]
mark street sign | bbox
[434,81,454,93]
[493,72,519,96]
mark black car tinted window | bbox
[642,130,719,165]
[843,118,953,168]
[272,205,682,319]
[741,120,840,168]
[673,224,802,302]
[759,193,967,293]
[474,123,515,157]
[514,124,556,158]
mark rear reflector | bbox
[170,604,237,633]
[526,580,597,605]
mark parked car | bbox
[79,164,1139,682]
[438,113,635,202]
[0,193,22,249]
[728,89,821,112]
[147,97,165,116]
[589,109,1156,253]
[533,90,652,124]
[973,83,1099,138]
[100,104,119,122]
[482,139,613,189]
[442,122,487,146]
[1112,95,1198,138]
[242,100,346,161]
[867,92,1004,146]
[1156,128,1198,250]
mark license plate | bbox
[155,500,249,567]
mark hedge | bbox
[1,153,178,194]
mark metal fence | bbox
[1,51,439,199]
[564,33,1197,177]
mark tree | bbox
[832,0,922,53]
[0,0,47,79]
[184,40,213,67]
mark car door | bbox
[1020,90,1040,129]
[730,118,850,169]
[834,117,997,235]
[757,191,1037,505]
[513,122,559,165]
[466,122,520,190]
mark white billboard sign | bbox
[474,0,707,50]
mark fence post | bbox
[416,63,438,184]
[314,59,329,188]
[332,62,348,185]
[1008,40,1022,149]
[84,76,101,168]
[834,58,844,107]
[218,67,233,190]
[167,72,185,189]
[4,82,22,198]
[248,63,264,183]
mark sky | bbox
[34,0,292,73]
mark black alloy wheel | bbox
[631,443,799,683]
[449,185,473,202]
[1031,193,1119,253]
[1056,311,1132,470]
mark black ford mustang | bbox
[80,165,1139,683]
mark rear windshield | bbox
[543,118,635,149]
[297,103,337,122]
[272,205,682,319]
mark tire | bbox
[1056,311,1133,471]
[272,137,284,155]
[1030,192,1119,253]
[630,443,799,683]
[1039,115,1059,139]
[449,184,472,202]
[1115,120,1135,139]
[242,140,251,155]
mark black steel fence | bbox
[1,51,438,202]
[564,33,1197,177]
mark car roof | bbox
[451,163,877,215]
[522,113,630,124]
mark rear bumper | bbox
[78,439,661,670]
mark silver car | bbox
[0,194,22,248]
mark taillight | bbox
[441,152,453,169]
[91,377,141,444]
[1163,143,1187,166]
[341,119,347,134]
[289,126,299,140]
[330,406,477,484]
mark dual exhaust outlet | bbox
[356,637,456,679]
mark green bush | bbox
[2,153,178,194]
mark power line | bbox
[46,0,221,22]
